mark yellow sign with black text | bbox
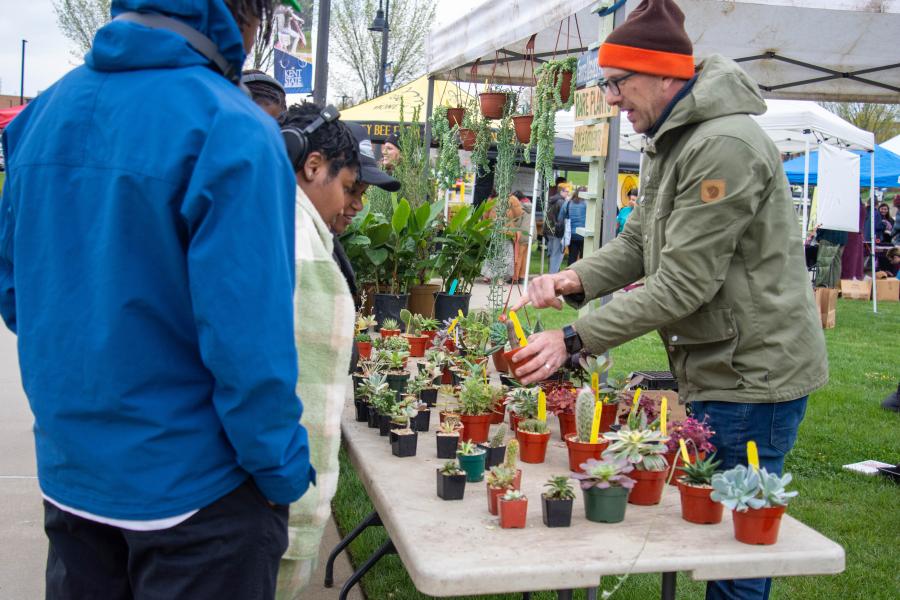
[574,87,618,121]
[572,123,609,157]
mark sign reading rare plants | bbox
[574,87,618,121]
[572,123,609,157]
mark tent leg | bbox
[802,139,810,242]
[523,170,541,292]
[423,77,435,153]
[870,151,877,314]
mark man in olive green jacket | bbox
[512,2,827,598]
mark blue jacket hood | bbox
[86,0,246,77]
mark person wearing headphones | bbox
[0,1,312,598]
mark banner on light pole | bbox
[272,2,315,94]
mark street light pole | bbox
[20,39,27,104]
[369,0,390,97]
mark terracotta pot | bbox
[503,347,525,377]
[487,484,508,515]
[628,468,667,505]
[665,450,707,486]
[509,412,522,433]
[380,328,400,339]
[458,128,476,151]
[556,70,574,104]
[479,91,509,119]
[677,481,723,525]
[492,349,510,374]
[557,412,576,441]
[512,114,533,144]
[405,334,429,358]
[489,408,505,425]
[357,341,372,360]
[498,497,528,529]
[565,434,608,473]
[516,429,551,464]
[459,413,492,443]
[446,107,465,128]
[408,283,440,318]
[732,506,786,545]
[600,402,618,433]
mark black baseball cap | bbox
[347,123,401,191]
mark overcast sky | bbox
[0,0,481,100]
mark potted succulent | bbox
[420,317,440,346]
[602,411,669,505]
[355,331,373,360]
[541,475,575,528]
[664,417,716,486]
[389,398,419,457]
[485,463,516,516]
[435,417,462,459]
[436,460,467,501]
[572,457,636,524]
[457,375,495,443]
[505,385,539,432]
[515,419,551,464]
[478,424,508,469]
[456,440,487,482]
[677,453,724,525]
[399,391,430,433]
[369,378,397,435]
[411,367,440,408]
[356,371,388,424]
[380,317,401,338]
[711,465,798,545]
[399,309,429,357]
[498,489,528,529]
[579,355,620,432]
[565,388,609,472]
[547,383,578,440]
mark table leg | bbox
[521,594,531,599]
[556,589,574,599]
[586,588,598,600]
[661,572,677,600]
[325,510,383,587]
[339,538,397,600]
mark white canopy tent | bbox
[883,134,900,155]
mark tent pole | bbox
[523,169,541,293]
[801,139,810,241]
[870,151,877,314]
[424,77,435,153]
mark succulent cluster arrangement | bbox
[711,465,798,512]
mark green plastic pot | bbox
[583,486,629,523]
[457,450,486,482]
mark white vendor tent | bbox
[883,134,900,156]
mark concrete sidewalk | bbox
[0,326,361,600]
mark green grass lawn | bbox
[332,299,900,599]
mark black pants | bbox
[44,479,288,600]
[567,238,584,265]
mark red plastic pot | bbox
[556,70,574,104]
[422,330,438,346]
[498,497,528,529]
[509,412,522,433]
[600,403,618,433]
[503,347,525,377]
[405,334,429,358]
[459,413,492,443]
[441,366,453,385]
[665,450,707,486]
[380,328,400,339]
[512,114,533,144]
[732,506,786,545]
[557,412,576,441]
[492,349,509,374]
[628,468,667,505]
[489,407,505,425]
[487,484,508,515]
[479,91,509,119]
[357,341,372,360]
[516,429,551,464]
[565,434,608,473]
[458,128,476,151]
[677,481,723,525]
[446,107,465,127]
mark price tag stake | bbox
[589,401,602,444]
[747,441,760,472]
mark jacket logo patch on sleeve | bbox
[701,179,726,203]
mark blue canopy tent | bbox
[783,145,900,188]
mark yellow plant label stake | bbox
[747,441,760,471]
[589,401,602,443]
[660,397,668,436]
[538,390,547,422]
[679,439,691,464]
[508,310,528,347]
[629,388,642,419]
[447,317,459,334]
[591,373,599,402]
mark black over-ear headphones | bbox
[281,105,341,171]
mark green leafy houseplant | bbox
[710,466,798,512]
[393,101,434,209]
[525,57,576,183]
[431,199,495,295]
[602,411,669,471]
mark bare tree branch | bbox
[52,0,112,58]
[820,102,900,145]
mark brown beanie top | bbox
[598,0,695,80]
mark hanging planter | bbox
[446,107,465,128]
[512,114,533,144]
[458,128,477,151]
[479,91,510,119]
[556,70,574,104]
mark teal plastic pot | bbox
[583,486,629,523]
[457,450,486,482]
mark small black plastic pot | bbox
[434,292,471,325]
[420,387,438,407]
[378,413,392,436]
[374,293,409,331]
[366,407,379,429]
[413,408,431,432]
[352,374,364,397]
[541,495,574,528]
[386,372,409,398]
[354,399,369,422]
[436,433,460,459]
[478,444,507,469]
[436,469,466,500]
[390,430,418,457]
[499,374,515,388]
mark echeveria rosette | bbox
[710,465,798,512]
[572,457,636,490]
[602,425,669,472]
[664,416,716,455]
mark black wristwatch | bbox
[562,324,583,355]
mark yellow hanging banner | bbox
[589,401,603,443]
[538,390,547,422]
[747,441,760,471]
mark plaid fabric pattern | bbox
[276,187,354,599]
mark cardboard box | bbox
[875,278,900,302]
[840,279,872,300]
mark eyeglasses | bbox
[598,72,638,96]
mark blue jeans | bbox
[547,235,564,273]
[690,397,808,600]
